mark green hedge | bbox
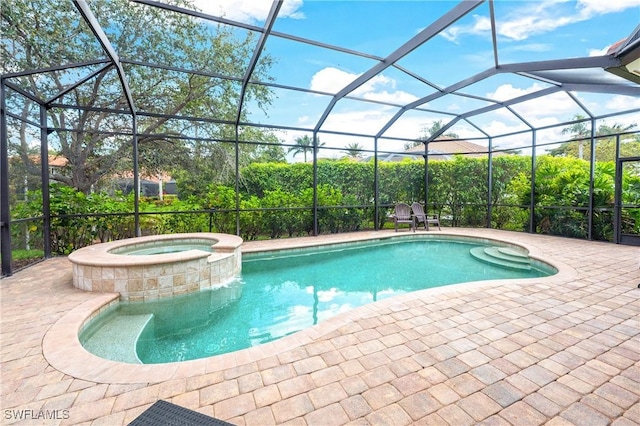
[10,156,638,255]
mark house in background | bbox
[46,155,69,179]
[111,171,177,199]
[373,138,496,162]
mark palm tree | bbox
[288,135,324,162]
[561,114,590,139]
[560,114,590,159]
[343,142,364,159]
[407,120,460,148]
[597,121,636,136]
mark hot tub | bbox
[68,233,243,301]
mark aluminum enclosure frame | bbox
[1,0,640,276]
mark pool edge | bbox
[43,230,577,384]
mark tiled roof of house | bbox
[373,137,493,162]
[405,138,489,159]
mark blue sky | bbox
[192,0,640,154]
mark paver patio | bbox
[1,228,639,425]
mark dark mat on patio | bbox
[128,400,235,426]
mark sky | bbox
[190,0,640,155]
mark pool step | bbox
[82,314,153,364]
[491,247,531,264]
[469,246,531,271]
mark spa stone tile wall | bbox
[72,251,240,301]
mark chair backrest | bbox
[394,203,412,219]
[411,202,425,219]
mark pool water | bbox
[81,238,554,364]
[112,242,214,255]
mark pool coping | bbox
[42,230,577,384]
[68,232,243,267]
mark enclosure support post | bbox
[234,126,240,236]
[312,132,319,236]
[613,135,621,244]
[529,130,537,234]
[40,105,51,258]
[132,115,140,237]
[487,137,493,229]
[587,119,596,240]
[423,141,429,213]
[373,137,379,230]
[0,81,12,276]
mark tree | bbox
[288,135,325,162]
[422,120,459,139]
[553,114,591,159]
[406,120,459,149]
[2,0,276,194]
[239,128,286,164]
[342,142,365,159]
[561,114,590,138]
[597,122,635,136]
[550,115,638,160]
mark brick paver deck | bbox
[1,229,638,425]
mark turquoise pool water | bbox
[80,237,555,364]
[111,241,214,255]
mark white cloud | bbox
[307,74,428,142]
[289,74,636,153]
[297,115,310,124]
[487,83,577,119]
[309,67,419,104]
[486,82,544,101]
[497,6,575,42]
[487,118,530,136]
[359,90,419,105]
[501,43,555,54]
[441,0,640,42]
[589,46,612,56]
[310,67,357,93]
[606,95,640,110]
[577,0,640,15]
[441,14,492,43]
[192,0,305,24]
[471,119,571,149]
[321,109,397,136]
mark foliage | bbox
[406,120,459,149]
[2,0,277,194]
[490,156,530,230]
[144,197,209,235]
[240,162,313,197]
[549,115,639,160]
[260,189,301,238]
[11,183,135,254]
[287,135,325,163]
[342,143,365,159]
[11,249,44,261]
[202,184,237,234]
[240,128,287,164]
[428,156,488,227]
[9,154,638,253]
[509,155,626,240]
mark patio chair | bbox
[392,202,414,232]
[411,202,441,231]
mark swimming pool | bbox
[80,236,555,364]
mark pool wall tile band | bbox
[68,233,243,301]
